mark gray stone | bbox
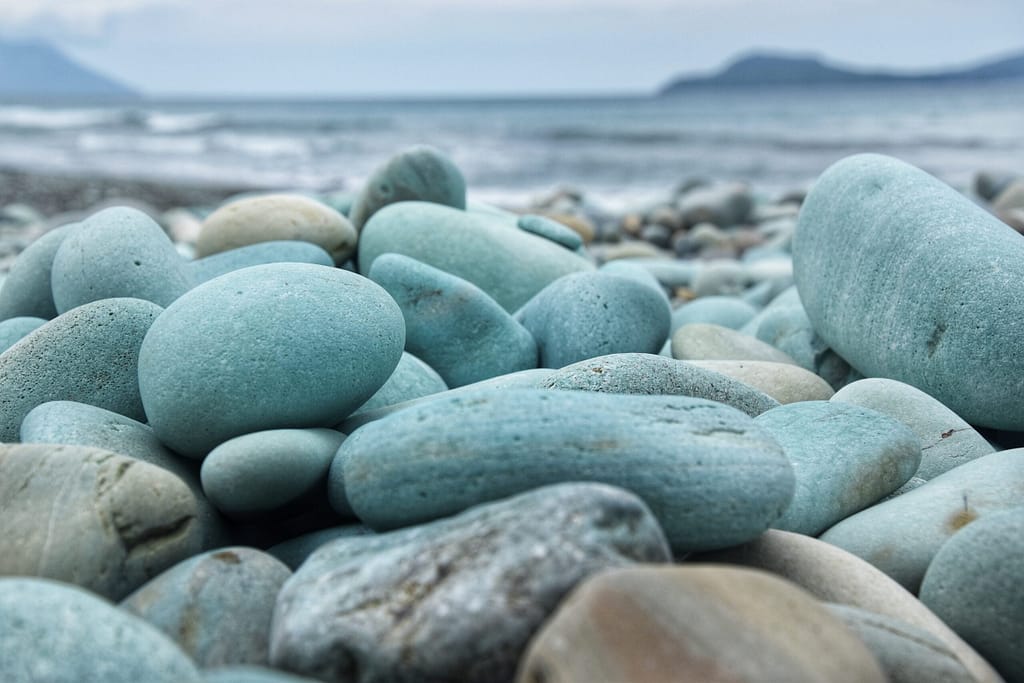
[677,182,754,227]
[0,222,78,321]
[0,577,202,683]
[0,443,202,600]
[793,153,1024,430]
[122,547,292,668]
[188,241,334,285]
[517,213,583,250]
[992,178,1024,213]
[974,170,1018,201]
[671,295,757,332]
[685,359,834,404]
[0,297,161,442]
[690,259,748,297]
[0,315,45,352]
[268,525,375,570]
[205,667,323,683]
[352,351,447,415]
[270,483,671,683]
[672,322,798,364]
[598,259,669,303]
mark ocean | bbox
[0,80,1021,211]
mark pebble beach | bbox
[1,144,1023,683]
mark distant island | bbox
[660,50,1024,94]
[0,39,138,99]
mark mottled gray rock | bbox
[268,525,375,571]
[270,483,671,683]
[188,241,334,284]
[0,222,78,321]
[685,359,834,404]
[672,322,798,364]
[0,315,45,351]
[352,352,447,415]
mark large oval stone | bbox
[138,263,404,457]
[793,153,1024,429]
[0,222,78,321]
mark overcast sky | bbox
[1,0,1022,96]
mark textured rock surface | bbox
[351,352,447,415]
[686,359,834,403]
[271,483,671,683]
[0,222,77,321]
[188,240,334,284]
[672,322,798,364]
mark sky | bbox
[1,0,1022,96]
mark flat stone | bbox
[188,240,334,284]
[0,315,45,352]
[671,295,758,332]
[0,443,202,600]
[351,351,447,415]
[793,153,1024,429]
[0,222,78,321]
[122,547,292,668]
[0,577,202,683]
[335,388,793,553]
[686,359,834,404]
[518,565,886,683]
[672,322,798,364]
[517,213,583,250]
[270,483,670,683]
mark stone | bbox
[335,388,793,553]
[831,378,995,480]
[793,153,1024,430]
[198,194,357,265]
[819,448,1024,592]
[974,170,1018,201]
[677,182,754,227]
[352,351,447,415]
[539,353,779,417]
[0,577,202,683]
[755,401,921,535]
[826,604,976,683]
[606,257,698,289]
[671,295,757,332]
[270,483,670,683]
[51,206,191,312]
[189,240,334,284]
[349,145,467,231]
[0,222,77,321]
[0,297,160,442]
[517,213,583,250]
[518,565,886,683]
[138,264,404,458]
[0,315,45,352]
[122,547,292,668]
[358,201,593,312]
[516,271,670,368]
[597,259,669,303]
[205,667,323,683]
[992,178,1024,212]
[201,428,346,519]
[0,443,202,600]
[672,322,798,364]
[540,212,596,243]
[267,525,375,570]
[369,253,537,387]
[686,359,834,404]
[920,508,1024,683]
[690,259,748,297]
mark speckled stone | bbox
[138,264,404,458]
[920,508,1024,683]
[830,378,995,481]
[0,315,45,352]
[539,353,779,417]
[198,194,357,265]
[270,483,670,683]
[820,448,1024,592]
[794,153,1024,430]
[754,401,921,535]
[0,443,202,600]
[671,295,758,332]
[517,271,670,368]
[685,359,835,404]
[0,577,202,683]
[267,524,375,570]
[188,240,334,284]
[0,297,161,442]
[201,428,346,519]
[369,253,537,387]
[359,201,593,312]
[672,322,798,364]
[517,565,886,683]
[352,352,447,416]
[122,547,293,668]
[517,213,584,250]
[335,388,793,553]
[0,222,78,321]
[51,207,191,312]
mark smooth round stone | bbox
[349,145,467,231]
[368,253,537,387]
[686,359,834,403]
[138,264,404,458]
[0,297,161,442]
[358,201,593,312]
[0,222,78,321]
[0,443,202,600]
[271,483,670,683]
[352,351,447,415]
[672,322,798,364]
[539,353,779,417]
[336,388,793,553]
[598,260,669,303]
[610,257,699,289]
[121,547,292,668]
[826,604,976,683]
[697,529,1003,683]
[205,667,322,683]
[819,448,1024,592]
[201,428,346,519]
[793,153,1024,430]
[920,508,1024,683]
[671,295,757,332]
[188,240,334,284]
[0,578,202,683]
[831,378,995,481]
[517,271,670,368]
[198,194,357,265]
[51,207,191,313]
[267,524,375,570]
[0,315,45,352]
[518,565,886,683]
[755,401,921,536]
[517,213,583,250]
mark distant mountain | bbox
[660,50,1024,94]
[0,39,138,99]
